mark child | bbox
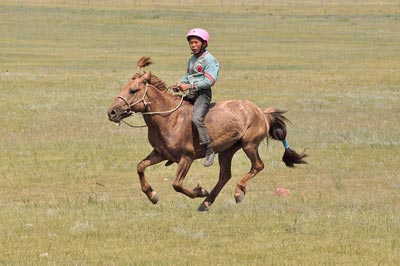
[174,28,219,167]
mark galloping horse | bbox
[107,57,307,211]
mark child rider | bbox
[174,28,219,167]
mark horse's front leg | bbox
[172,155,209,199]
[137,149,165,204]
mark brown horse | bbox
[107,57,307,211]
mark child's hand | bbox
[172,84,180,92]
[178,83,191,91]
[172,83,190,92]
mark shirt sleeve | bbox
[179,61,190,84]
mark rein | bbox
[117,83,184,128]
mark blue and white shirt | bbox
[180,51,219,95]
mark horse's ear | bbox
[141,71,151,83]
[132,72,141,80]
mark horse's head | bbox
[107,71,151,123]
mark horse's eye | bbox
[129,88,139,95]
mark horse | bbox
[107,56,307,211]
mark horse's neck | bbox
[143,88,189,127]
[145,88,174,112]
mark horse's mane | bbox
[133,56,169,91]
[137,56,152,69]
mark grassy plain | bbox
[1,0,399,265]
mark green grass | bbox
[1,1,399,265]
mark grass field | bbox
[1,0,399,265]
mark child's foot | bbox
[203,146,215,167]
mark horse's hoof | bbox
[149,191,159,204]
[194,185,209,198]
[197,202,209,212]
[164,160,174,166]
[234,192,245,204]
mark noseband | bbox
[116,83,151,115]
[116,83,184,118]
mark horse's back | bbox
[209,99,263,122]
[206,100,267,147]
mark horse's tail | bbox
[263,108,307,168]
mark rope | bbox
[141,94,184,115]
[118,86,184,128]
[120,117,147,128]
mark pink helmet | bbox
[186,28,209,46]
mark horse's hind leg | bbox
[198,144,241,211]
[137,149,165,204]
[234,144,264,204]
[172,155,209,199]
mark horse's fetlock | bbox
[172,183,182,192]
[255,163,264,172]
[141,184,152,194]
[236,183,246,193]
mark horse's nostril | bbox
[108,109,117,119]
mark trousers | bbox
[189,89,212,145]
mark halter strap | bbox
[116,84,184,127]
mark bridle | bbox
[116,83,184,127]
[116,83,151,115]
